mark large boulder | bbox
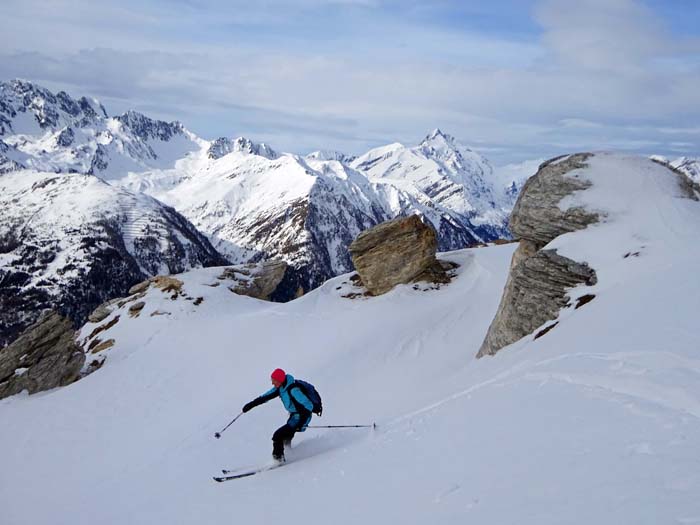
[223,260,289,300]
[349,215,444,295]
[0,311,85,399]
[477,154,600,358]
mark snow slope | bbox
[1,152,699,524]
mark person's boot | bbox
[272,440,286,464]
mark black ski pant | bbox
[272,413,311,457]
[272,424,296,457]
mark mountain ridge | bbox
[1,79,520,336]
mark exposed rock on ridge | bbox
[219,260,288,300]
[508,154,599,245]
[0,311,84,400]
[477,154,600,358]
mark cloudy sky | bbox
[1,0,699,164]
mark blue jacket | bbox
[250,374,313,431]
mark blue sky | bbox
[1,0,699,164]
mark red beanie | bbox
[271,368,286,383]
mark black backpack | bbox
[292,380,323,416]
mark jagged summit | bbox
[419,128,480,162]
[0,80,201,177]
[351,130,505,228]
[114,110,186,142]
[422,127,453,144]
[206,136,278,160]
[0,79,107,135]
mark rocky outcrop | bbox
[477,154,600,358]
[223,260,288,300]
[78,262,290,366]
[349,215,448,295]
[0,311,84,399]
[508,153,598,244]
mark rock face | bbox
[222,260,288,300]
[508,153,599,244]
[0,311,84,399]
[477,154,600,358]
[349,215,443,295]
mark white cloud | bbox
[1,0,699,163]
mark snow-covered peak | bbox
[0,79,107,136]
[206,136,278,160]
[114,110,186,143]
[0,81,202,177]
[232,136,278,159]
[305,150,356,164]
[351,131,502,220]
[418,128,491,173]
[419,127,457,152]
[352,142,405,171]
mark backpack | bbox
[293,380,323,416]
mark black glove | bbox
[242,401,256,413]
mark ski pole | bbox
[214,412,243,439]
[308,423,376,429]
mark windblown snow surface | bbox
[1,153,700,524]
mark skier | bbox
[242,368,314,463]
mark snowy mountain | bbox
[122,150,386,291]
[1,153,699,524]
[121,142,506,292]
[207,136,278,160]
[0,169,226,347]
[352,129,511,239]
[1,80,517,298]
[120,129,513,292]
[0,79,202,178]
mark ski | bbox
[221,467,253,474]
[214,462,286,482]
